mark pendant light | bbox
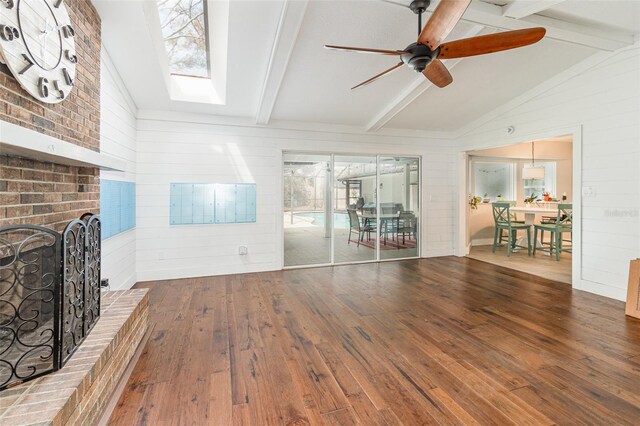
[522,141,545,180]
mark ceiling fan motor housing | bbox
[409,0,431,15]
[401,43,439,73]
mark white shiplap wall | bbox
[135,112,458,282]
[459,45,640,301]
[99,49,138,290]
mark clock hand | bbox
[42,17,49,68]
[46,25,66,34]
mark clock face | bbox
[0,0,76,104]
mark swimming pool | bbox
[293,211,351,229]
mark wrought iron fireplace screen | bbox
[0,213,101,390]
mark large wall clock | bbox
[0,0,76,104]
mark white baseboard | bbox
[573,278,626,302]
[108,273,137,291]
[471,238,494,246]
[421,249,455,258]
[136,263,279,283]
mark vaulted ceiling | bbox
[94,0,640,133]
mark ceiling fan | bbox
[324,0,546,90]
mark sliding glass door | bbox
[334,155,377,264]
[283,153,420,268]
[283,153,332,267]
[379,157,420,260]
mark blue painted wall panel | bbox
[224,185,236,224]
[213,183,225,224]
[246,184,257,222]
[170,183,256,225]
[169,183,181,225]
[100,180,136,240]
[203,186,215,224]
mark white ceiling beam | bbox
[366,25,484,132]
[501,0,566,20]
[255,0,309,125]
[458,0,634,51]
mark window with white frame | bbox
[523,162,556,200]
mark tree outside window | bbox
[158,0,210,78]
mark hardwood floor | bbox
[109,257,640,425]
[467,245,572,284]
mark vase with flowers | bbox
[469,194,482,210]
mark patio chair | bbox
[347,209,374,247]
[396,211,416,246]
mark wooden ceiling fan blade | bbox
[422,59,453,88]
[324,45,404,55]
[352,62,404,90]
[417,0,471,50]
[438,28,546,59]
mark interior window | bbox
[473,161,516,201]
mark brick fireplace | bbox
[0,0,102,229]
[0,1,147,424]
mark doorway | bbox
[462,136,575,284]
[283,153,420,268]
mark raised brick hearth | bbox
[0,290,148,425]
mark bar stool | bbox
[498,201,525,245]
[492,202,532,257]
[533,204,572,261]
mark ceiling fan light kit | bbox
[324,0,546,90]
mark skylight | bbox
[157,0,210,78]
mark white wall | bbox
[459,45,640,300]
[99,49,138,290]
[135,112,458,282]
[360,172,413,211]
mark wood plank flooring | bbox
[467,245,572,284]
[108,257,640,425]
